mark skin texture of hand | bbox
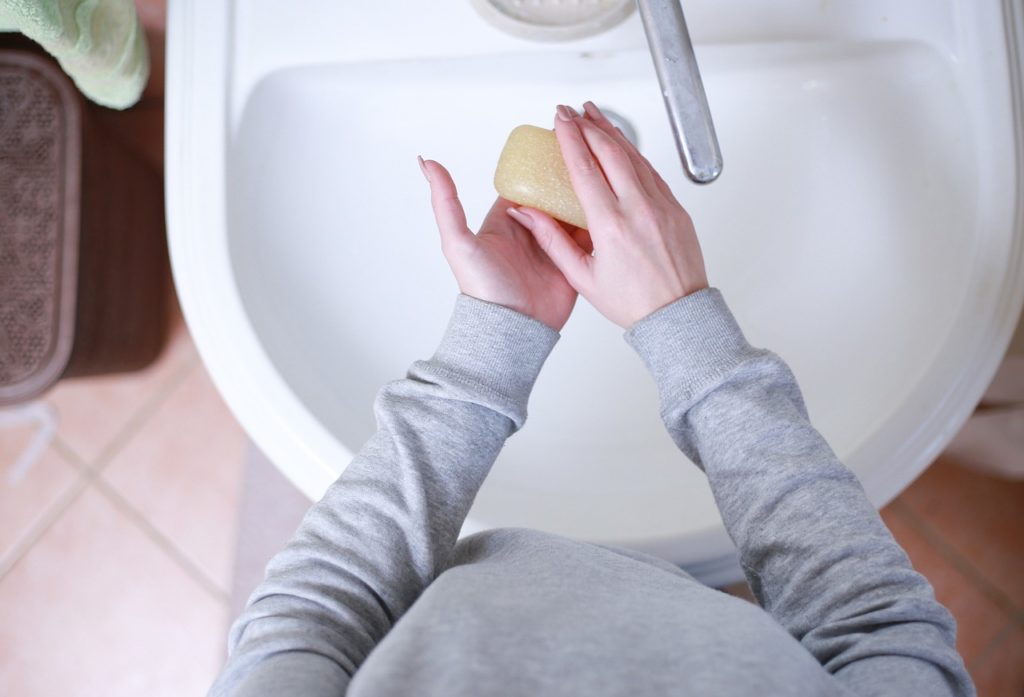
[419,157,589,332]
[508,102,710,328]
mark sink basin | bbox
[167,0,1024,584]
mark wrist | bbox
[458,283,569,333]
[628,280,710,328]
[624,288,761,411]
[424,294,560,430]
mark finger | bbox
[634,148,676,201]
[582,101,674,199]
[553,106,617,221]
[581,101,663,199]
[419,156,475,253]
[507,207,592,290]
[542,220,592,254]
[574,116,647,201]
[493,196,533,238]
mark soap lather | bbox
[494,125,588,230]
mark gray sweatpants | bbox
[209,290,974,696]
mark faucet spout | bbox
[636,0,722,184]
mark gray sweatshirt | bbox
[209,289,974,697]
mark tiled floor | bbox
[0,316,246,697]
[1,1,1022,695]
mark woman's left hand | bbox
[419,157,587,331]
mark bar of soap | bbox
[494,125,587,229]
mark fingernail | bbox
[583,101,601,119]
[417,155,429,181]
[506,207,533,229]
[556,105,577,121]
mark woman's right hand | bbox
[506,102,709,329]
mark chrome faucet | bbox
[636,0,722,184]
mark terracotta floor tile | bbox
[0,486,225,697]
[0,417,80,561]
[880,506,1008,666]
[972,621,1024,697]
[45,320,196,464]
[102,363,247,593]
[897,456,1024,612]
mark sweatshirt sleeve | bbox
[625,288,975,697]
[209,295,559,697]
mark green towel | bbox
[0,0,149,109]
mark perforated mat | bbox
[0,51,80,404]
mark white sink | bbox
[167,0,1024,584]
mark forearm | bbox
[211,295,559,697]
[626,289,973,696]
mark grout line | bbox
[43,343,198,475]
[87,354,199,474]
[2,345,230,604]
[1,428,230,607]
[0,439,96,579]
[0,347,203,580]
[0,472,90,582]
[889,500,1024,626]
[51,434,90,472]
[92,476,230,606]
[968,619,1016,674]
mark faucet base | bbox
[469,0,634,42]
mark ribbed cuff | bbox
[624,288,758,411]
[427,295,560,428]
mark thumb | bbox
[419,156,475,256]
[507,207,592,290]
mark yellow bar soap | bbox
[494,125,587,229]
